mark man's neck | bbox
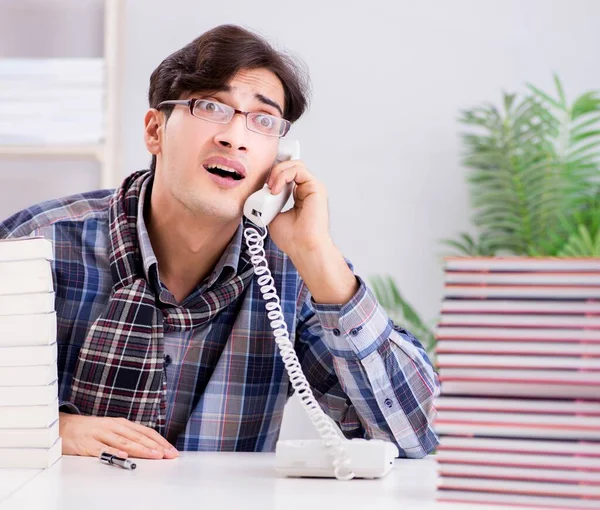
[145,189,240,304]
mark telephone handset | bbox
[243,139,300,228]
[241,140,398,480]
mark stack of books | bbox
[0,238,61,469]
[434,257,600,509]
[0,58,104,145]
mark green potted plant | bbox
[369,76,600,353]
[446,75,600,257]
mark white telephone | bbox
[243,139,299,228]
[242,141,398,480]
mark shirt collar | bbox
[136,177,244,292]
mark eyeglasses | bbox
[156,98,291,137]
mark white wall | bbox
[122,0,600,324]
[3,0,600,439]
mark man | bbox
[0,25,439,460]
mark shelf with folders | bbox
[0,0,123,190]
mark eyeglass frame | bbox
[156,98,291,137]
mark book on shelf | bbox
[436,340,600,356]
[435,256,600,507]
[443,257,600,272]
[438,312,600,328]
[0,86,104,101]
[0,58,103,83]
[0,311,57,347]
[0,343,57,367]
[437,490,600,510]
[444,284,600,299]
[0,438,62,469]
[0,259,54,295]
[0,364,57,387]
[0,400,59,429]
[0,57,105,146]
[437,476,600,500]
[436,449,600,472]
[435,326,600,342]
[0,381,58,407]
[0,237,53,262]
[444,271,600,285]
[437,435,600,457]
[436,353,600,369]
[0,236,61,469]
[0,133,104,145]
[0,100,104,117]
[439,463,600,485]
[0,420,58,448]
[440,299,600,314]
[435,396,600,415]
[440,379,599,399]
[435,410,600,440]
[0,292,55,316]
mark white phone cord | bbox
[243,223,355,481]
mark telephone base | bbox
[274,439,398,479]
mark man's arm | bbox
[1,203,179,460]
[294,274,440,458]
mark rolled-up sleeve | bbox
[295,275,440,458]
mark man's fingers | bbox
[84,439,128,459]
[267,159,303,188]
[271,164,319,195]
[95,429,164,459]
[270,166,299,195]
[111,422,171,454]
[121,419,178,454]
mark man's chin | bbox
[186,198,244,223]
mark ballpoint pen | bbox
[99,451,137,470]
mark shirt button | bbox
[350,328,359,336]
[164,354,172,367]
[332,328,341,336]
[384,398,393,408]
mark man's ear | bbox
[144,109,163,156]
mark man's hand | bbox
[267,160,359,305]
[267,159,330,257]
[59,412,179,460]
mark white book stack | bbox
[434,257,600,509]
[0,237,61,469]
[0,58,104,145]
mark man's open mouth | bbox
[204,164,244,181]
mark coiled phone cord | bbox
[243,223,355,481]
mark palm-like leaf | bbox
[452,75,600,256]
[440,232,496,256]
[558,225,600,256]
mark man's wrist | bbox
[290,240,359,305]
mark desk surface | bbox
[0,453,501,510]
[0,468,40,504]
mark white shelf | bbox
[0,144,104,160]
[0,0,123,190]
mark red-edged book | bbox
[435,257,600,507]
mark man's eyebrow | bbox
[255,94,284,117]
[202,86,284,116]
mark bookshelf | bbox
[0,0,124,190]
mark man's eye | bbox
[200,101,222,113]
[256,115,274,128]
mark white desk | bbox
[0,454,502,510]
[0,468,40,504]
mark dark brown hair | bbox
[147,24,310,171]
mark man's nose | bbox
[214,113,248,152]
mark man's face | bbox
[147,68,285,221]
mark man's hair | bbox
[147,24,310,172]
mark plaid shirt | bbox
[0,179,440,457]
